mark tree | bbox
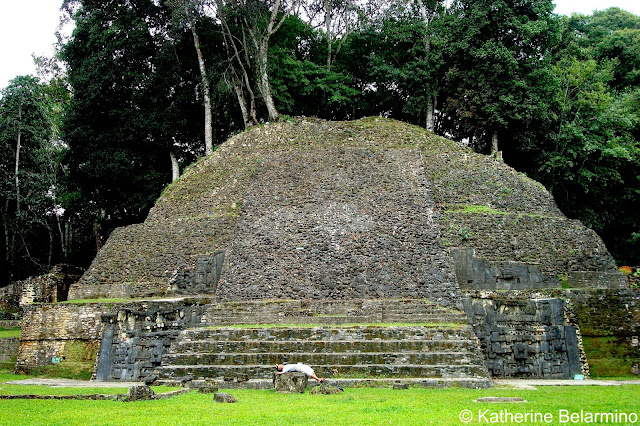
[216,0,299,124]
[166,0,215,156]
[342,1,448,129]
[0,76,68,284]
[301,0,358,69]
[61,0,173,253]
[439,0,558,154]
[268,15,359,119]
[536,58,640,264]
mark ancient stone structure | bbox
[463,296,581,378]
[13,118,636,385]
[274,372,308,393]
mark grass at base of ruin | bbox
[0,328,20,338]
[1,369,639,425]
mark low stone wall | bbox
[15,303,110,375]
[0,338,19,368]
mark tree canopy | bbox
[1,1,639,284]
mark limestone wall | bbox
[442,212,620,279]
[218,148,461,307]
[0,338,19,368]
[15,303,109,374]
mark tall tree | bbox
[439,0,558,154]
[166,0,215,156]
[216,0,299,124]
[0,76,67,284]
[61,0,171,253]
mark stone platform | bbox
[156,323,492,389]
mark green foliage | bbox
[440,0,559,152]
[2,1,640,279]
[0,376,639,425]
[582,336,640,378]
[0,75,69,283]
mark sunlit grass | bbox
[1,368,638,425]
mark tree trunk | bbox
[192,27,213,156]
[93,221,102,254]
[170,151,180,182]
[56,214,66,259]
[232,77,250,127]
[426,94,435,132]
[15,103,22,218]
[491,131,499,154]
[2,199,10,281]
[325,0,332,69]
[46,221,53,268]
[258,41,279,121]
[220,18,257,128]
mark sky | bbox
[1,0,640,90]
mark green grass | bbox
[0,370,174,397]
[0,328,20,338]
[0,371,638,426]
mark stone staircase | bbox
[153,299,491,389]
[200,299,469,325]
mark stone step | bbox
[199,299,469,325]
[174,338,478,353]
[156,363,490,380]
[180,325,473,342]
[162,351,485,367]
[204,314,468,325]
[158,377,493,389]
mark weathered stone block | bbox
[274,372,308,393]
[214,392,237,403]
[125,385,155,401]
[198,385,220,394]
[310,383,343,394]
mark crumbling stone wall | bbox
[0,338,19,368]
[15,303,108,374]
[568,289,640,377]
[442,212,620,280]
[463,294,582,379]
[422,150,563,216]
[218,148,461,307]
[0,283,20,319]
[68,219,235,300]
[18,265,83,304]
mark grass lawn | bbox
[0,328,20,339]
[1,369,639,425]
